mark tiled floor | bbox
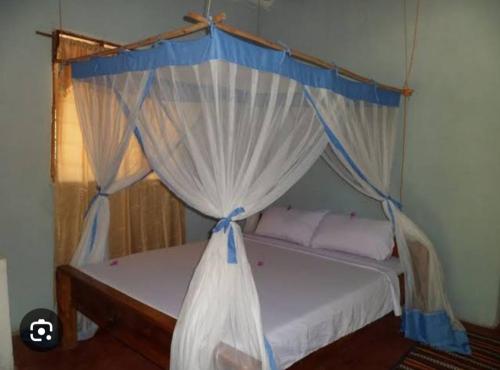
[13,315,414,370]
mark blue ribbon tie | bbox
[84,186,110,218]
[264,337,278,370]
[387,195,402,210]
[213,207,245,264]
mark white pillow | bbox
[254,207,328,246]
[311,213,394,260]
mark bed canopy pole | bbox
[60,11,413,97]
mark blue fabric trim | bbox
[134,127,145,152]
[84,189,109,219]
[386,201,397,232]
[212,207,245,264]
[133,75,151,153]
[88,211,99,258]
[112,71,154,155]
[303,88,402,216]
[264,337,278,370]
[402,309,471,355]
[72,28,400,107]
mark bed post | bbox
[56,266,77,349]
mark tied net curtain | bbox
[70,26,469,369]
[71,31,327,368]
[138,61,326,370]
[71,71,153,266]
[305,86,470,354]
[70,71,155,338]
[53,34,185,268]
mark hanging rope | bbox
[204,0,212,18]
[58,0,63,30]
[257,0,262,36]
[403,0,421,87]
[399,0,421,203]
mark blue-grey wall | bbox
[0,0,255,330]
[262,0,500,327]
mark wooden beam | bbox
[184,11,226,24]
[56,267,77,350]
[214,21,411,96]
[36,29,121,48]
[60,12,226,64]
[56,10,412,96]
[36,30,53,38]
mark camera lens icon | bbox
[20,308,60,351]
[30,319,53,342]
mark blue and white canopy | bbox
[70,26,469,370]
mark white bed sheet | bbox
[80,234,402,369]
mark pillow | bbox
[243,212,262,234]
[254,206,328,246]
[311,213,394,260]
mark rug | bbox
[394,331,500,370]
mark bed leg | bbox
[56,267,77,350]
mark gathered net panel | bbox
[135,60,326,370]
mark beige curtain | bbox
[53,34,185,266]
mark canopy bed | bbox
[58,231,406,369]
[56,10,469,370]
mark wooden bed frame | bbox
[56,265,405,369]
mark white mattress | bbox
[80,234,402,369]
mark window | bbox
[52,32,185,266]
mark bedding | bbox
[254,206,327,246]
[79,234,401,369]
[311,213,394,261]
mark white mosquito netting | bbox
[69,24,469,370]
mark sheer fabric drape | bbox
[69,71,153,338]
[305,86,469,354]
[136,61,327,370]
[53,36,185,268]
[70,71,188,338]
[69,25,469,368]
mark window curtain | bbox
[53,36,185,268]
[304,86,470,354]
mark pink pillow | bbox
[254,207,328,246]
[311,213,394,260]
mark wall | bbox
[262,0,500,327]
[0,0,257,330]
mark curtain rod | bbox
[36,29,122,47]
[54,12,413,96]
[59,12,226,64]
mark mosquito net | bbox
[69,25,469,370]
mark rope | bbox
[399,0,420,203]
[58,0,63,30]
[400,94,409,202]
[204,0,212,18]
[404,0,421,87]
[257,0,262,36]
